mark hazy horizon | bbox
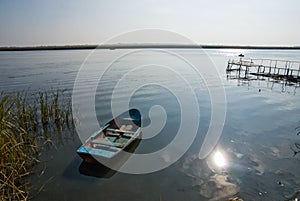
[1,0,300,46]
[1,43,300,49]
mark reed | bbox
[0,90,74,200]
[0,93,37,200]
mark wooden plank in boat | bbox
[106,128,135,134]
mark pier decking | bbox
[227,58,300,83]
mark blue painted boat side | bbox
[77,146,118,159]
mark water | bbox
[1,49,300,200]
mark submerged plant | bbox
[291,143,300,157]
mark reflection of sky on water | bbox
[217,49,250,57]
[2,49,300,200]
[182,133,300,200]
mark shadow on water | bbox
[77,137,142,179]
[79,162,117,179]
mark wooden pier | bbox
[227,58,300,83]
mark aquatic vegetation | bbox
[296,124,300,136]
[0,93,37,200]
[290,123,300,156]
[284,189,300,201]
[290,143,300,156]
[37,90,75,145]
[0,90,74,200]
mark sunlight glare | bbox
[213,151,226,168]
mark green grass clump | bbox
[0,93,38,200]
[0,90,74,200]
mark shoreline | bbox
[1,44,300,51]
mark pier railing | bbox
[227,58,300,81]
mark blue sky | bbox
[0,0,299,46]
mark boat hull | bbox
[76,109,142,164]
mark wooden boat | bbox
[79,138,142,178]
[77,109,142,163]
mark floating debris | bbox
[228,197,244,201]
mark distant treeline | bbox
[1,44,300,51]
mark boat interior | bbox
[84,117,140,150]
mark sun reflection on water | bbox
[213,151,227,168]
[207,149,229,172]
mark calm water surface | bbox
[1,49,300,200]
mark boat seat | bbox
[106,128,135,134]
[106,133,133,140]
[91,138,124,148]
[105,131,120,137]
[120,124,133,131]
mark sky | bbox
[0,0,300,46]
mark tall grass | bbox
[0,90,74,200]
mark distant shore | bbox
[0,44,300,51]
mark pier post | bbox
[227,60,230,71]
[273,61,277,75]
[239,58,242,71]
[284,61,288,76]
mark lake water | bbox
[1,49,300,200]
